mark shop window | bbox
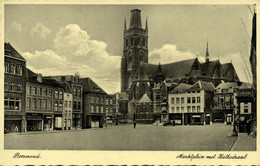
[197,97,200,103]
[192,97,196,103]
[4,81,8,91]
[171,98,175,104]
[181,97,184,104]
[59,91,63,99]
[10,64,16,74]
[17,65,22,76]
[5,62,9,73]
[187,97,191,104]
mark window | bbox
[197,97,200,103]
[96,106,99,113]
[192,106,196,112]
[5,62,9,73]
[131,37,133,46]
[4,81,8,91]
[59,101,63,111]
[48,100,52,110]
[65,101,68,108]
[33,87,37,95]
[27,98,31,109]
[4,98,21,110]
[171,98,175,104]
[77,90,81,97]
[181,107,184,112]
[176,98,180,104]
[10,82,15,91]
[73,101,77,110]
[176,107,180,112]
[171,107,175,112]
[244,106,248,113]
[59,91,63,99]
[39,88,42,96]
[17,84,22,92]
[27,86,31,95]
[33,99,36,109]
[181,97,184,104]
[78,102,81,110]
[17,65,22,76]
[55,91,58,98]
[197,106,201,112]
[143,38,146,47]
[110,100,113,105]
[187,97,191,104]
[43,99,47,109]
[91,106,94,113]
[106,107,108,113]
[49,89,52,97]
[43,88,47,96]
[54,102,58,111]
[192,97,196,103]
[10,64,16,74]
[38,99,42,109]
[187,106,191,112]
[69,101,71,108]
[91,96,94,103]
[74,89,77,96]
[101,106,104,113]
[106,99,109,105]
[125,39,128,47]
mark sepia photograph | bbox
[0,0,259,165]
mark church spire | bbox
[145,17,148,31]
[130,9,142,28]
[206,40,209,63]
[124,18,127,32]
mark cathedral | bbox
[120,9,239,123]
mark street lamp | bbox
[231,98,238,137]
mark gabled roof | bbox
[239,82,253,89]
[138,93,152,103]
[4,43,25,61]
[216,82,238,90]
[201,60,220,77]
[80,77,107,94]
[170,83,193,94]
[189,80,215,92]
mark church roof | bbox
[138,93,152,103]
[133,64,149,81]
[4,42,26,61]
[80,77,107,94]
[170,83,193,94]
[201,60,220,77]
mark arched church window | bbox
[125,39,128,47]
[137,37,140,46]
[131,37,133,46]
[140,51,144,61]
[143,38,146,47]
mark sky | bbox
[5,4,255,94]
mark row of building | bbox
[4,42,119,133]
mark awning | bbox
[192,115,201,118]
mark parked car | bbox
[163,121,175,126]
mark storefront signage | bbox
[192,115,201,118]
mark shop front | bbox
[53,114,62,130]
[26,113,43,131]
[4,115,23,133]
[43,114,53,131]
[73,114,82,129]
[191,114,203,125]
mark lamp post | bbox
[231,96,238,137]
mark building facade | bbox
[168,81,215,125]
[4,43,27,133]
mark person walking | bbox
[134,121,136,129]
[246,118,251,135]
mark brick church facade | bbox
[120,9,239,123]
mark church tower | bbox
[121,9,148,92]
[205,41,209,63]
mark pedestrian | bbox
[134,121,136,129]
[246,118,251,135]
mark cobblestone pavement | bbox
[5,124,237,151]
[230,133,256,151]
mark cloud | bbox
[11,21,22,32]
[24,24,120,94]
[149,44,204,64]
[149,44,252,83]
[31,23,51,38]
